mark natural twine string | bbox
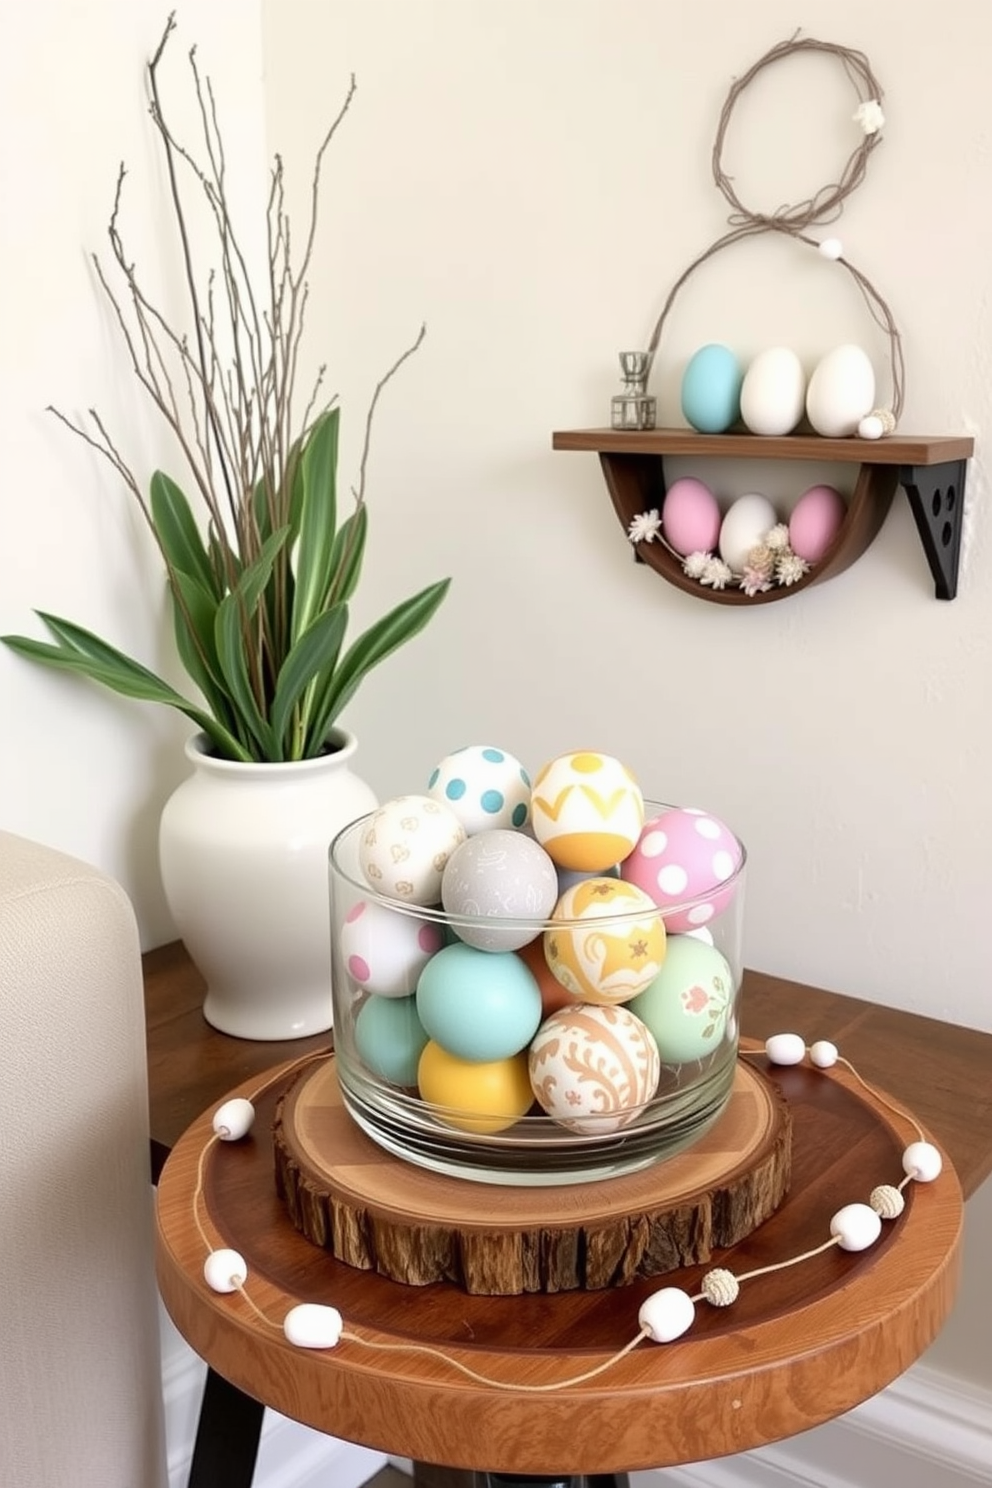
[644,33,904,421]
[188,1044,933,1392]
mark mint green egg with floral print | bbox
[628,935,734,1064]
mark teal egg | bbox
[680,344,743,433]
[416,942,542,1061]
[627,935,734,1064]
[355,993,429,1086]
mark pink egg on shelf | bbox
[661,477,721,557]
[620,807,743,932]
[789,484,847,564]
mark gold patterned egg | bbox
[544,877,665,1004]
[528,1003,661,1133]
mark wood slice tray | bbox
[272,1054,792,1295]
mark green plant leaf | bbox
[307,577,450,743]
[150,471,220,598]
[326,503,368,607]
[212,525,291,757]
[167,571,242,739]
[290,408,340,643]
[1,617,252,760]
[268,604,350,759]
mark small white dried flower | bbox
[853,99,885,136]
[763,524,791,553]
[775,550,810,587]
[701,556,734,590]
[627,508,662,544]
[744,543,775,579]
[740,566,773,597]
[682,550,711,579]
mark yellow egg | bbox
[417,1041,534,1134]
[544,878,666,1004]
[530,751,644,871]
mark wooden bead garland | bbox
[191,1036,946,1385]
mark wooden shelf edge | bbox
[553,427,975,466]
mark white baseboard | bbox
[630,1360,992,1488]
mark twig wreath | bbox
[624,34,906,596]
[189,1035,946,1383]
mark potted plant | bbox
[2,17,450,1039]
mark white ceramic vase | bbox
[159,729,377,1040]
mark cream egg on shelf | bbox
[739,347,806,436]
[805,344,875,437]
[718,493,778,571]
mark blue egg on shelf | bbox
[681,344,743,434]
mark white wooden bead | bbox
[809,1040,838,1068]
[903,1141,942,1182]
[284,1303,344,1349]
[204,1248,248,1293]
[638,1287,696,1343]
[830,1203,882,1252]
[857,414,884,440]
[765,1033,806,1066]
[819,237,844,259]
[213,1098,256,1140]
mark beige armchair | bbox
[0,831,167,1487]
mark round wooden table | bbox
[156,1048,962,1479]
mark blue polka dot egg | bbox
[427,745,531,835]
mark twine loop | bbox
[645,33,904,423]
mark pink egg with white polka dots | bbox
[620,808,743,932]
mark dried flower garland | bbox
[627,510,811,595]
[641,32,905,435]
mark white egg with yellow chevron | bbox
[530,750,644,872]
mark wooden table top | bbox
[155,1043,962,1472]
[145,942,992,1198]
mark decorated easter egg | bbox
[805,344,875,438]
[627,935,734,1063]
[528,1003,660,1133]
[621,807,743,932]
[354,992,429,1086]
[555,861,619,897]
[788,484,846,563]
[417,1041,534,1133]
[544,877,665,1004]
[681,343,743,434]
[416,941,542,1061]
[718,493,778,571]
[427,744,531,834]
[661,477,721,557]
[739,347,806,436]
[530,751,644,872]
[340,898,445,996]
[358,795,465,905]
[441,829,558,951]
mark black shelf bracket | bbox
[899,460,968,601]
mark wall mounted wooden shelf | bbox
[552,428,975,603]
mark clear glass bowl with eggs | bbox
[328,748,747,1186]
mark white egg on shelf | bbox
[739,348,806,436]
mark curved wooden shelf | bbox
[156,1044,963,1475]
[552,428,974,602]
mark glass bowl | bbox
[328,801,746,1186]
